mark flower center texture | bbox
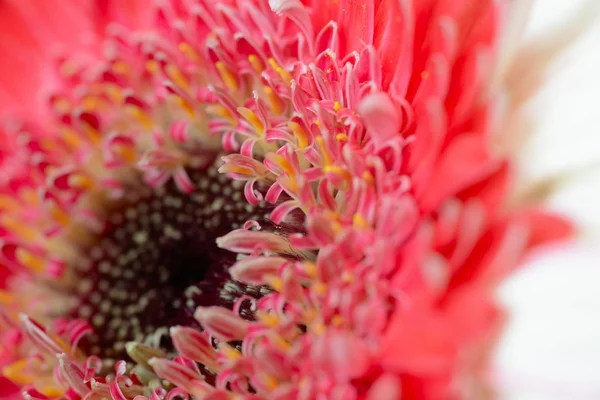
[70,161,274,362]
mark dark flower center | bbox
[71,159,272,362]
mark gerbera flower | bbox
[0,0,586,399]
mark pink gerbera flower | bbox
[0,0,579,399]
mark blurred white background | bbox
[493,1,600,399]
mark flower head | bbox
[0,1,573,399]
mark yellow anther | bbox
[171,95,196,118]
[114,143,138,164]
[58,127,82,150]
[81,125,101,146]
[219,343,242,361]
[215,61,239,91]
[332,315,345,326]
[315,136,332,167]
[221,164,254,177]
[261,374,279,390]
[2,359,36,385]
[335,133,348,142]
[37,385,64,398]
[266,153,295,177]
[48,202,71,227]
[248,54,264,74]
[267,276,283,292]
[362,171,375,184]
[0,290,13,304]
[112,60,130,76]
[178,42,199,61]
[145,60,160,74]
[333,101,342,111]
[303,262,318,278]
[166,63,190,92]
[205,105,236,124]
[323,165,351,185]
[104,84,123,104]
[257,311,280,328]
[238,107,265,136]
[81,95,107,111]
[311,323,326,335]
[125,105,154,130]
[353,213,370,229]
[1,216,39,242]
[330,220,343,235]
[16,248,46,272]
[68,173,95,190]
[0,195,19,211]
[263,86,282,115]
[268,58,293,86]
[313,282,327,295]
[288,121,309,148]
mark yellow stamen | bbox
[362,171,375,185]
[145,60,160,74]
[215,61,239,91]
[16,248,46,272]
[257,311,281,328]
[303,262,318,278]
[315,136,332,167]
[267,276,283,292]
[3,359,36,385]
[205,105,236,124]
[267,58,293,86]
[114,143,138,164]
[112,60,130,76]
[171,95,196,118]
[332,315,344,326]
[178,42,200,62]
[59,127,84,150]
[222,164,255,177]
[313,282,327,295]
[335,133,348,142]
[265,153,295,177]
[238,107,265,136]
[48,202,71,227]
[0,195,19,211]
[353,213,370,229]
[1,216,39,242]
[81,125,101,146]
[104,83,123,105]
[311,322,326,335]
[288,121,309,148]
[333,101,342,111]
[37,385,64,398]
[125,105,154,130]
[68,173,95,190]
[263,86,282,115]
[219,343,242,361]
[261,374,279,390]
[0,290,13,304]
[248,54,264,74]
[166,64,190,92]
